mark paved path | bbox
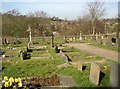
[65,43,119,62]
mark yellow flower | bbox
[15,79,18,83]
[18,82,22,87]
[4,81,9,87]
[9,81,12,86]
[4,76,8,81]
[18,78,21,82]
[9,77,14,83]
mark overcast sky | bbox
[1,0,119,20]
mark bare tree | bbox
[4,9,21,16]
[26,11,48,18]
[85,1,106,35]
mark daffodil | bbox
[4,81,9,87]
[15,78,18,83]
[9,81,12,86]
[18,81,22,87]
[18,78,21,82]
[9,77,14,83]
[4,76,8,81]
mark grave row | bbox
[77,61,120,87]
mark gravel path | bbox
[65,43,119,62]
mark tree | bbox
[85,1,106,35]
[4,9,21,16]
[26,11,48,18]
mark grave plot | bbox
[30,49,52,59]
[61,47,102,62]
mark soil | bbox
[22,75,61,88]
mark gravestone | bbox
[89,62,100,85]
[102,39,107,46]
[106,39,113,46]
[77,61,82,72]
[110,63,120,87]
[95,33,98,40]
[55,45,59,53]
[73,37,76,42]
[20,51,23,60]
[60,50,69,62]
[79,31,82,40]
[96,39,102,44]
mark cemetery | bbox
[1,1,120,89]
[1,32,118,88]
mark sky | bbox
[1,0,119,20]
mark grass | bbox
[89,43,120,52]
[69,39,120,52]
[62,46,102,62]
[2,38,113,87]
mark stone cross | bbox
[27,25,32,45]
[79,31,82,40]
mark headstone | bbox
[96,39,102,44]
[110,63,120,87]
[89,62,100,85]
[60,50,69,62]
[79,31,82,40]
[73,37,75,42]
[102,39,107,46]
[27,25,33,45]
[101,36,104,40]
[106,39,112,46]
[20,51,23,60]
[55,45,59,53]
[95,33,98,40]
[77,61,82,72]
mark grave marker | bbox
[77,61,82,72]
[89,62,100,85]
[79,31,82,40]
[110,63,120,87]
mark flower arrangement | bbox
[2,76,26,89]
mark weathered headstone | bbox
[106,39,113,46]
[102,39,107,46]
[110,63,120,87]
[73,37,75,42]
[55,45,59,53]
[60,50,69,62]
[77,61,82,72]
[20,51,23,60]
[79,31,82,40]
[89,62,100,85]
[95,33,98,40]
